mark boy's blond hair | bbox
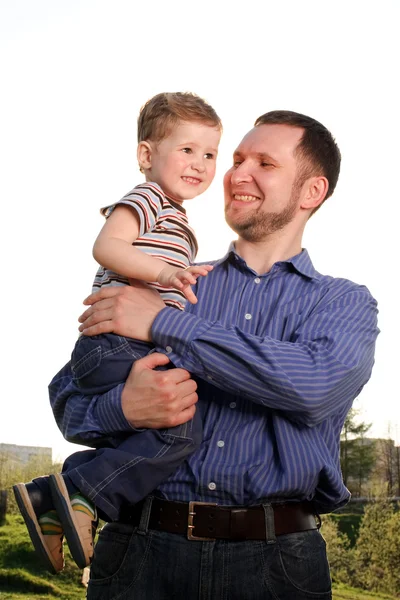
[137,92,222,144]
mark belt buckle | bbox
[187,501,217,541]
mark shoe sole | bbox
[48,474,91,569]
[13,483,62,574]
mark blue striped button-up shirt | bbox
[50,246,379,513]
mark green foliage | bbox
[329,512,363,546]
[0,452,62,515]
[321,515,356,585]
[353,500,400,596]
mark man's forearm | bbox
[151,289,379,427]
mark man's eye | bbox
[233,161,242,168]
[182,147,192,154]
[261,162,272,167]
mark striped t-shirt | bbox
[92,182,198,310]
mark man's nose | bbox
[231,162,252,184]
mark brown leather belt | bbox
[120,498,318,541]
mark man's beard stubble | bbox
[225,180,301,243]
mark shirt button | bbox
[229,402,236,409]
[254,277,261,284]
[208,482,217,491]
[165,346,172,354]
[217,440,225,448]
[245,313,252,320]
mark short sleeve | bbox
[100,182,165,237]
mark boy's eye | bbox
[205,153,214,160]
[182,147,192,154]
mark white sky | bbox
[1,0,398,462]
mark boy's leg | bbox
[48,473,98,570]
[61,408,202,522]
[71,333,153,393]
[13,477,64,573]
[63,333,202,521]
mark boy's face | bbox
[144,121,221,203]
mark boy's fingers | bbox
[183,288,198,304]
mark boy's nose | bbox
[190,157,206,173]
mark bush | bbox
[321,515,356,585]
[353,499,400,596]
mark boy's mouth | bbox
[182,176,202,185]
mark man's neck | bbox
[234,230,303,275]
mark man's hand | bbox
[78,281,165,341]
[122,353,198,429]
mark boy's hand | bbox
[157,265,213,304]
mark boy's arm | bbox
[93,205,170,283]
[93,205,212,304]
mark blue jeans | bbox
[62,334,202,522]
[87,500,332,600]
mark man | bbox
[50,111,379,599]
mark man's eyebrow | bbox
[256,152,276,162]
[232,151,276,161]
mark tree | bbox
[340,409,376,496]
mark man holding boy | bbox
[50,110,379,599]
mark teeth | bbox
[234,194,259,202]
[182,177,200,184]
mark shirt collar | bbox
[214,242,320,280]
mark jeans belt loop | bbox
[262,503,276,544]
[137,495,153,535]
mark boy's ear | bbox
[137,141,153,171]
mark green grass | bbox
[332,582,397,599]
[0,515,85,599]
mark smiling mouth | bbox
[182,176,202,184]
[233,194,260,202]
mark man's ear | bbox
[300,176,329,211]
[137,141,153,171]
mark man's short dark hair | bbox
[254,110,341,208]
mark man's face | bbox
[147,121,221,204]
[223,124,306,241]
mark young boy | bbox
[14,92,222,573]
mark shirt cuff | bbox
[151,306,210,375]
[93,383,142,434]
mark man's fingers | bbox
[165,367,195,384]
[83,286,122,306]
[79,308,114,332]
[170,404,197,427]
[132,352,171,371]
[78,298,117,323]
